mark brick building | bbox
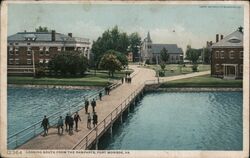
[141,32,184,64]
[211,27,243,79]
[7,30,91,75]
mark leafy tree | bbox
[48,51,88,76]
[106,50,128,66]
[35,26,49,32]
[203,48,211,64]
[160,62,166,71]
[186,45,200,72]
[160,47,169,63]
[99,53,122,77]
[92,26,130,65]
[129,33,141,62]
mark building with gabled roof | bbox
[7,30,91,75]
[141,32,183,64]
[211,27,243,79]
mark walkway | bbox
[18,65,210,149]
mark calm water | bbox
[7,87,97,136]
[100,92,243,150]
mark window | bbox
[229,51,235,59]
[240,51,243,59]
[27,47,31,56]
[39,59,44,63]
[15,43,19,45]
[45,59,50,64]
[171,56,174,60]
[215,51,219,59]
[15,59,19,65]
[148,45,151,49]
[15,51,19,56]
[176,56,179,60]
[9,43,13,45]
[27,43,31,45]
[45,51,49,56]
[39,51,43,56]
[14,47,19,51]
[58,47,61,51]
[39,47,43,51]
[240,64,243,73]
[220,51,224,59]
[9,50,14,56]
[215,64,220,72]
[9,59,13,65]
[27,59,32,64]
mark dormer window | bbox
[228,37,241,43]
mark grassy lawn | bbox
[160,75,243,88]
[143,64,210,77]
[8,69,133,87]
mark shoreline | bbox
[148,87,243,92]
[8,84,102,90]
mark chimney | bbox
[68,33,72,37]
[216,34,219,42]
[51,30,56,41]
[220,35,223,40]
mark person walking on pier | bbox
[87,113,92,129]
[91,99,96,112]
[65,113,70,132]
[84,99,89,114]
[57,116,64,135]
[99,91,102,101]
[121,77,124,84]
[74,112,81,131]
[41,115,49,136]
[93,112,98,128]
[69,115,74,135]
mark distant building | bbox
[127,52,133,62]
[141,32,183,64]
[7,30,91,75]
[211,27,243,79]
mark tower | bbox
[141,32,152,62]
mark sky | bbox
[8,3,244,52]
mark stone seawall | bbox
[146,87,242,92]
[8,84,101,90]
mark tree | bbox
[160,47,169,63]
[129,33,141,62]
[185,45,200,72]
[91,26,130,65]
[106,50,128,66]
[35,26,49,32]
[48,51,88,76]
[203,48,211,64]
[99,53,122,77]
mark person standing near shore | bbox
[87,113,91,129]
[57,116,64,135]
[41,115,49,136]
[65,113,70,132]
[91,99,96,112]
[85,99,89,114]
[99,91,102,101]
[93,112,98,128]
[74,112,81,131]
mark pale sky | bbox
[8,3,244,52]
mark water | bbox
[100,92,243,150]
[7,87,98,148]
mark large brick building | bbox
[141,32,184,64]
[211,27,243,79]
[7,30,91,75]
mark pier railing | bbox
[72,83,145,150]
[7,81,121,149]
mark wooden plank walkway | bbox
[18,65,210,150]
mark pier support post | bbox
[120,114,123,124]
[110,124,113,137]
[95,139,99,150]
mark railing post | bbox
[104,119,106,129]
[95,128,98,150]
[86,135,88,149]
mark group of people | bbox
[121,75,132,84]
[104,86,110,95]
[41,111,99,136]
[84,98,97,113]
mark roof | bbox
[211,30,243,48]
[151,44,183,54]
[8,32,90,43]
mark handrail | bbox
[8,81,120,149]
[72,83,145,150]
